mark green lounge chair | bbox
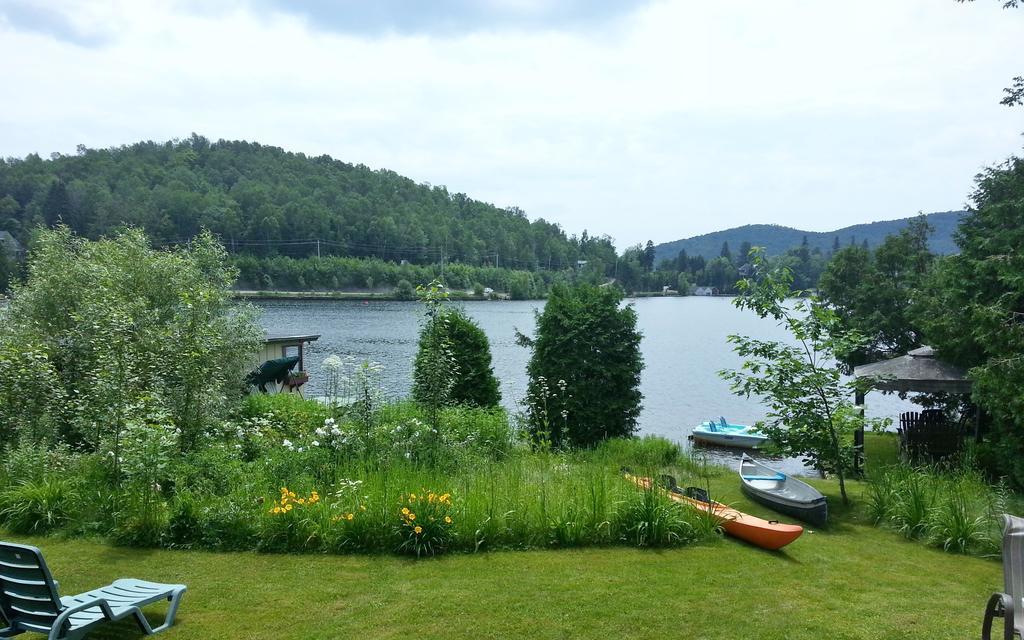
[983,515,1024,640]
[0,541,186,639]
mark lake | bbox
[257,296,912,474]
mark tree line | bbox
[0,135,617,282]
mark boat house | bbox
[247,334,320,396]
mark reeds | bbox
[866,463,1015,556]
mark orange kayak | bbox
[629,475,803,550]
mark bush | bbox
[395,490,455,557]
[415,308,501,408]
[0,227,262,452]
[616,484,696,548]
[240,393,331,437]
[520,283,643,447]
[0,477,77,534]
[394,279,415,300]
[866,463,1011,556]
[0,394,720,557]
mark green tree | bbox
[394,279,415,300]
[720,251,886,505]
[704,257,739,293]
[641,240,656,273]
[676,271,692,295]
[519,284,643,447]
[914,152,1024,485]
[0,247,13,292]
[412,280,459,427]
[819,216,934,368]
[0,227,262,452]
[437,308,501,407]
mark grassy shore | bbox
[5,463,999,640]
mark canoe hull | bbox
[740,482,828,528]
[738,454,829,528]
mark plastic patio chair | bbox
[983,515,1024,640]
[0,541,186,640]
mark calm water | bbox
[257,297,912,474]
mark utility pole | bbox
[441,235,446,283]
[316,239,320,259]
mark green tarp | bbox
[246,356,300,392]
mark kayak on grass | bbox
[624,472,803,551]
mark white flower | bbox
[235,444,242,449]
[311,440,320,447]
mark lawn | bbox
[5,468,1001,640]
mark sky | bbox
[0,1,1021,248]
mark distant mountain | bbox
[653,211,965,264]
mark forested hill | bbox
[653,211,965,264]
[0,136,612,271]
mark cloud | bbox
[0,0,110,46]
[242,0,653,36]
[0,0,1020,247]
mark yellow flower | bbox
[414,526,422,534]
[346,513,354,521]
[408,513,416,521]
[444,516,452,524]
[359,505,366,511]
[298,498,306,504]
[409,493,416,500]
[401,507,410,515]
[285,503,293,511]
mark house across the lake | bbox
[694,286,719,296]
[247,334,320,396]
[0,231,22,258]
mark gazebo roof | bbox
[853,346,972,394]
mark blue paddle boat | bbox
[691,417,768,449]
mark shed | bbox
[250,334,320,396]
[257,334,320,374]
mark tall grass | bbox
[0,396,721,556]
[866,463,1014,556]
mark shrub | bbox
[240,393,331,437]
[0,227,262,452]
[412,280,458,427]
[616,485,695,548]
[0,477,77,534]
[867,463,1013,556]
[439,309,501,408]
[394,279,415,300]
[593,436,685,469]
[520,283,643,447]
[395,490,455,557]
